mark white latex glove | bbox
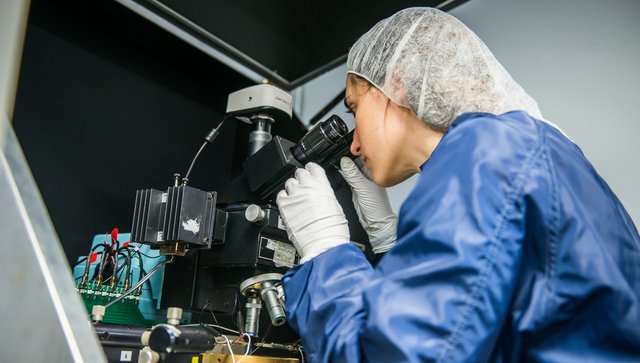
[276,163,350,263]
[339,157,397,254]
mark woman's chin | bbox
[372,171,396,188]
[375,169,418,188]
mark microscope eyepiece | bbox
[291,115,349,166]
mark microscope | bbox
[101,83,373,362]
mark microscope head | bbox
[226,83,293,122]
[227,83,294,156]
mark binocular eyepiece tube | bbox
[291,115,349,166]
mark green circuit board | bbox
[77,282,155,326]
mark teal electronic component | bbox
[73,232,191,326]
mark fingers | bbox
[276,189,288,202]
[284,177,299,194]
[294,167,313,185]
[340,157,369,188]
[340,157,356,171]
[341,157,372,179]
[340,157,360,177]
[283,163,326,195]
[292,163,327,186]
[275,190,297,245]
[305,162,326,178]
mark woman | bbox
[276,7,640,362]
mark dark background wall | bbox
[12,0,306,264]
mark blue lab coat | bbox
[282,111,640,362]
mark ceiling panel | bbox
[119,0,469,89]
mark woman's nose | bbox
[350,129,362,156]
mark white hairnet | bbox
[347,7,544,132]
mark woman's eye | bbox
[345,108,354,115]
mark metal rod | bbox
[114,0,265,85]
[288,55,347,90]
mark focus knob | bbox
[245,204,266,223]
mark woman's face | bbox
[344,75,443,187]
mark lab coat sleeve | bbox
[283,113,546,363]
[283,245,375,363]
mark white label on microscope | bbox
[266,239,276,250]
[120,350,132,361]
[273,241,296,268]
[182,218,200,234]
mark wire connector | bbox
[182,116,229,185]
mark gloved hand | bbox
[276,163,350,263]
[339,157,397,254]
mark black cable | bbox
[77,244,145,285]
[118,245,148,283]
[117,249,132,285]
[78,240,108,268]
[236,308,245,335]
[198,302,220,326]
[104,257,174,308]
[182,116,228,184]
[101,244,160,291]
[82,243,109,264]
[208,304,220,326]
[127,246,162,292]
[85,243,110,283]
[110,240,120,274]
[96,242,114,283]
[74,256,87,268]
[136,251,163,259]
[183,141,207,183]
[120,243,162,260]
[107,259,128,286]
[203,116,229,144]
[198,303,210,324]
[129,247,144,264]
[119,245,144,264]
